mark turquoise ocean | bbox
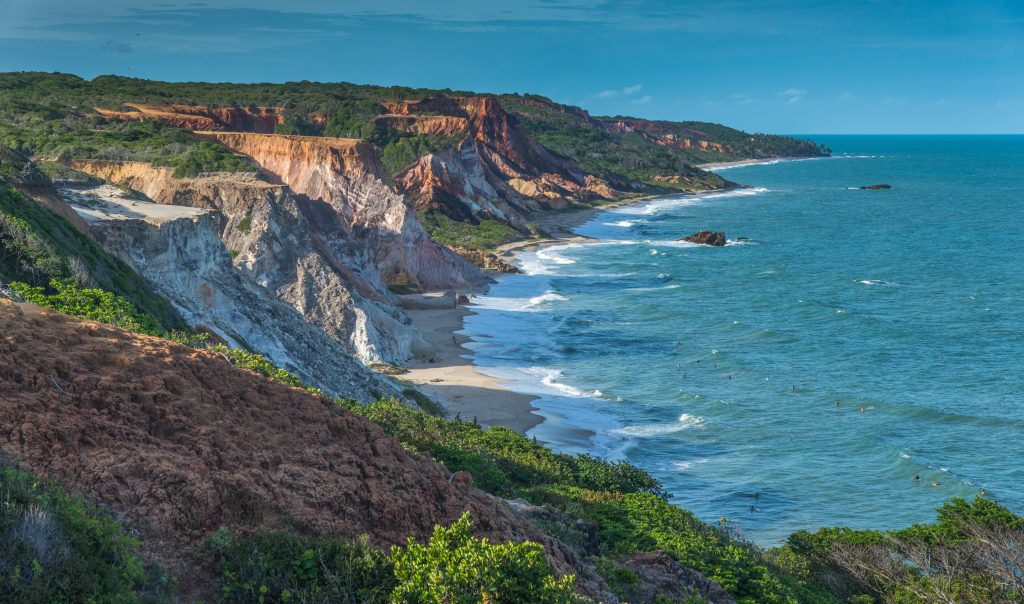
[462,135,1024,545]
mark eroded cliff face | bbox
[69,160,435,364]
[95,103,285,133]
[193,132,485,292]
[60,182,397,399]
[601,118,731,153]
[387,96,618,225]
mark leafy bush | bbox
[780,498,1024,604]
[11,278,165,335]
[155,141,258,178]
[206,344,307,390]
[207,530,393,604]
[354,399,662,497]
[0,464,171,603]
[391,512,574,604]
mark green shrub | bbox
[156,141,259,178]
[354,399,661,497]
[418,212,523,250]
[12,278,165,335]
[390,512,574,604]
[207,529,393,604]
[235,214,252,234]
[0,464,171,603]
[207,344,306,390]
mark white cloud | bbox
[595,84,643,98]
[633,95,652,104]
[777,87,807,104]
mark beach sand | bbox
[403,303,544,433]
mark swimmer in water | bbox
[835,400,840,407]
[859,406,865,413]
[914,474,921,481]
[932,481,941,487]
[981,489,988,496]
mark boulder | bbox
[859,184,892,190]
[620,551,737,604]
[681,230,727,246]
[398,290,457,310]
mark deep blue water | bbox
[462,136,1024,545]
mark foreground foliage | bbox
[777,497,1024,603]
[208,513,572,604]
[0,465,169,603]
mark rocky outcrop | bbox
[374,114,470,137]
[96,103,285,133]
[193,133,485,293]
[0,299,614,601]
[447,245,520,273]
[859,184,892,190]
[620,551,736,604]
[68,159,444,364]
[61,182,396,399]
[391,96,618,225]
[682,230,727,246]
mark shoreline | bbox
[400,186,725,438]
[697,156,823,171]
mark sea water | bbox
[462,135,1024,545]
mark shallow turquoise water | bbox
[463,135,1024,545]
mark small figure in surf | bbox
[835,400,841,407]
[931,481,941,487]
[859,406,866,413]
[914,474,921,481]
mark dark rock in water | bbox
[681,230,727,247]
[859,184,892,190]
[621,550,737,604]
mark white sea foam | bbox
[614,413,705,437]
[673,458,710,471]
[605,219,636,227]
[858,279,897,286]
[527,292,569,307]
[523,367,603,398]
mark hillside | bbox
[0,72,826,247]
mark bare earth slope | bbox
[0,300,612,600]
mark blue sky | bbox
[2,0,1021,133]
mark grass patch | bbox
[401,387,444,416]
[419,211,523,250]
